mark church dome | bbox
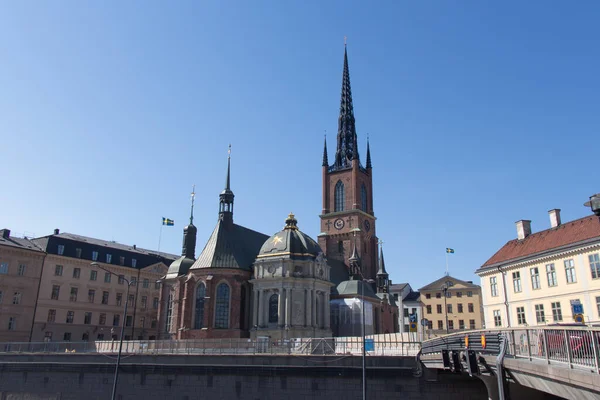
[258,213,322,260]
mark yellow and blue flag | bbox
[162,218,174,226]
[446,248,455,254]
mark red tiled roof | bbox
[481,215,600,268]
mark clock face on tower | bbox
[334,218,345,230]
[364,220,371,232]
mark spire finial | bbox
[226,144,231,191]
[322,131,329,167]
[190,184,196,225]
[344,36,347,46]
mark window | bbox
[155,281,161,290]
[467,303,474,313]
[589,253,600,279]
[116,293,123,306]
[551,302,563,322]
[426,305,432,314]
[92,251,98,261]
[512,271,522,293]
[546,264,557,287]
[446,291,452,298]
[597,296,600,317]
[51,285,60,300]
[99,314,106,325]
[63,332,71,341]
[412,308,417,314]
[132,259,137,268]
[435,293,441,299]
[437,321,443,330]
[535,304,545,323]
[141,296,147,309]
[151,320,157,329]
[44,332,53,342]
[165,293,173,332]
[493,310,502,327]
[82,333,89,341]
[69,287,78,302]
[0,262,8,274]
[467,291,473,297]
[338,241,344,254]
[84,312,92,325]
[469,319,476,329]
[75,248,82,258]
[214,283,230,329]
[459,320,465,329]
[457,303,463,313]
[119,256,125,266]
[403,324,409,332]
[153,297,159,309]
[516,307,526,325]
[448,320,454,330]
[126,315,133,327]
[143,279,149,289]
[530,267,540,289]
[425,293,431,299]
[66,311,74,323]
[360,184,367,212]
[118,275,125,285]
[140,316,146,328]
[490,276,498,297]
[128,294,134,307]
[456,292,462,298]
[130,276,137,286]
[436,304,442,313]
[268,294,279,323]
[47,309,56,322]
[427,321,433,330]
[90,270,97,281]
[193,283,206,329]
[0,290,3,304]
[104,272,111,283]
[334,180,345,212]
[8,317,16,331]
[73,268,81,279]
[12,292,21,305]
[113,314,120,326]
[55,265,63,276]
[87,289,95,303]
[57,245,65,255]
[403,308,409,317]
[17,264,26,276]
[447,304,453,314]
[564,259,576,283]
[106,254,112,264]
[102,291,109,305]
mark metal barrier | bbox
[0,337,421,357]
[421,326,600,373]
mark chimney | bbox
[515,220,532,240]
[133,244,137,250]
[54,229,60,235]
[548,209,561,228]
[0,229,10,239]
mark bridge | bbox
[419,326,600,400]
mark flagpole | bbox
[158,220,163,254]
[445,251,449,276]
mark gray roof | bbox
[166,256,195,279]
[329,258,350,286]
[389,283,409,292]
[191,220,269,271]
[419,275,480,291]
[333,279,379,299]
[0,231,44,252]
[258,215,322,260]
[404,291,421,302]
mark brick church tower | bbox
[319,45,378,281]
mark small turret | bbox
[219,145,235,225]
[376,246,389,293]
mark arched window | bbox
[214,283,230,329]
[194,282,206,329]
[334,180,345,212]
[165,293,174,332]
[361,184,368,212]
[338,241,344,254]
[268,294,279,323]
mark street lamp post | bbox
[441,280,454,335]
[91,262,135,400]
[360,278,375,400]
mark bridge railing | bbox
[421,326,600,373]
[0,337,421,357]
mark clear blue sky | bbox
[1,1,599,289]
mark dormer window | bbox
[57,245,65,255]
[106,254,112,264]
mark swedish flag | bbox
[162,218,174,226]
[446,248,455,254]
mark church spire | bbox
[366,136,372,169]
[219,145,235,225]
[376,243,389,293]
[322,134,329,167]
[333,43,359,170]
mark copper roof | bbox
[480,215,600,270]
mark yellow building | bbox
[476,210,600,328]
[419,275,484,334]
[0,229,46,342]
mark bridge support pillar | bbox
[477,375,501,400]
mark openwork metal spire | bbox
[366,136,372,169]
[333,44,359,169]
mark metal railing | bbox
[0,337,421,357]
[421,326,600,373]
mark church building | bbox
[158,45,398,340]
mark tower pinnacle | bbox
[366,136,372,169]
[322,134,329,167]
[219,145,235,224]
